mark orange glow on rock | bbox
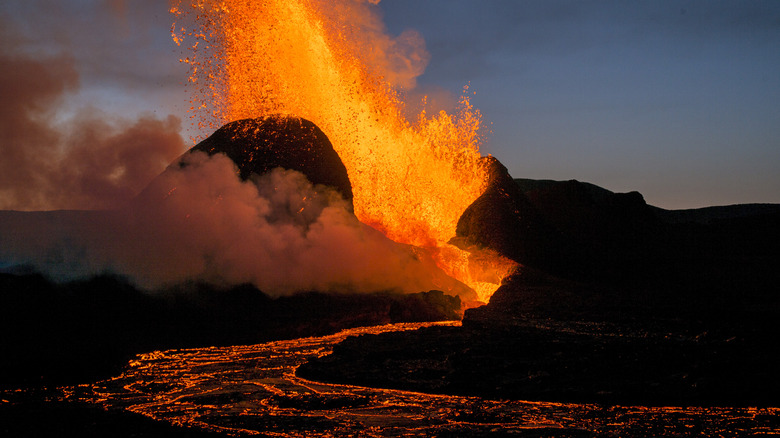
[171,0,516,302]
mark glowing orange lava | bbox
[171,0,516,302]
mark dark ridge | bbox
[651,203,780,225]
[513,177,780,289]
[515,178,616,202]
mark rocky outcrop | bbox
[186,115,353,207]
[454,157,560,272]
[454,157,663,283]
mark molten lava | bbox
[171,0,515,301]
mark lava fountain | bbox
[171,0,516,302]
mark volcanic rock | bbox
[455,159,671,283]
[185,115,353,207]
[454,156,560,272]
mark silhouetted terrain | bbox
[301,172,780,406]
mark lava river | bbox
[54,322,780,437]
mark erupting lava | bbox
[171,0,515,302]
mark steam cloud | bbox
[0,152,463,296]
[0,16,185,211]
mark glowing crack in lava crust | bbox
[171,0,516,301]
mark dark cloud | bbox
[47,112,185,209]
[2,0,185,95]
[0,19,185,210]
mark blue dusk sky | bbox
[1,0,778,209]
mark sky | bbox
[1,0,779,210]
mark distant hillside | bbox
[515,177,780,225]
[650,203,780,224]
[515,178,616,203]
[509,176,780,289]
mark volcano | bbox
[0,115,478,388]
[183,115,354,206]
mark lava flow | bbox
[62,322,780,437]
[171,0,516,302]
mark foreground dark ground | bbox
[0,274,460,390]
[0,277,460,437]
[1,393,220,438]
[300,269,779,406]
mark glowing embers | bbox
[171,0,509,300]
